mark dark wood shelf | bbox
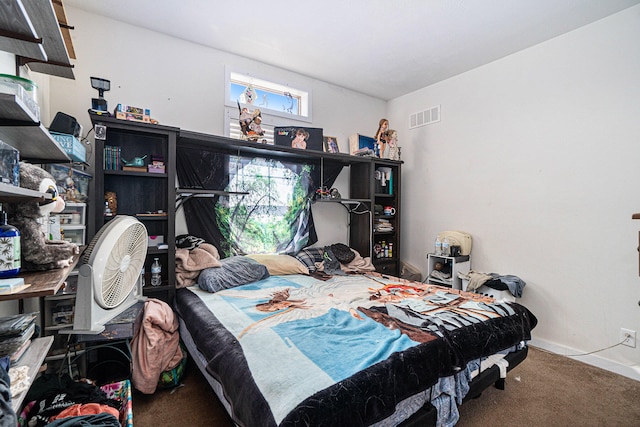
[91,115,177,304]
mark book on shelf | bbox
[0,321,36,358]
[104,145,122,170]
[0,312,37,338]
[9,338,31,365]
[122,165,147,172]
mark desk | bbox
[61,302,143,380]
[0,254,81,314]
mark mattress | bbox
[174,273,536,426]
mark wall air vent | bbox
[409,105,440,129]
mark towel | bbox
[175,243,221,288]
[131,299,182,394]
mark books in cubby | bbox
[104,146,121,170]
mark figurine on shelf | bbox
[238,102,265,142]
[105,191,117,216]
[386,129,400,161]
[374,118,389,158]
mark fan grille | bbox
[84,216,148,309]
[100,221,147,308]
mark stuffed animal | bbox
[6,162,79,271]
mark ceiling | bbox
[64,0,639,100]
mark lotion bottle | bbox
[0,209,20,277]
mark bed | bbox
[173,256,536,427]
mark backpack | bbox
[437,231,473,255]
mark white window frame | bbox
[224,66,313,124]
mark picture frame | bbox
[323,136,339,153]
[274,127,324,151]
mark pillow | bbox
[198,256,269,293]
[246,254,309,275]
[294,247,325,272]
[330,243,355,264]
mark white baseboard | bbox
[528,338,640,382]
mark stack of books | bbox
[374,218,394,232]
[0,312,37,366]
[104,145,122,170]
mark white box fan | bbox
[63,215,148,334]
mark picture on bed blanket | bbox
[274,127,323,151]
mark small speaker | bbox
[49,112,81,138]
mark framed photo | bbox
[274,127,323,151]
[323,136,339,153]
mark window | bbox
[217,156,314,255]
[225,68,312,142]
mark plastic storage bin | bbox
[0,74,39,120]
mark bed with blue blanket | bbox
[174,271,536,427]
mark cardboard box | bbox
[49,131,87,163]
[148,235,164,247]
[349,134,376,156]
[274,127,323,151]
[115,104,151,123]
[148,164,165,173]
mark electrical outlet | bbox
[620,328,636,348]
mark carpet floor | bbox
[132,346,640,426]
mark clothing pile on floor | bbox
[17,374,122,427]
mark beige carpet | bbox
[132,346,640,426]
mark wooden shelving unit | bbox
[90,114,177,304]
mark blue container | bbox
[0,211,20,277]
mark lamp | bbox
[90,77,110,114]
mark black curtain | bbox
[176,146,342,257]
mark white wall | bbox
[388,5,640,379]
[48,8,386,248]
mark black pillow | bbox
[331,243,355,264]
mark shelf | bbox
[428,277,453,287]
[45,323,73,332]
[17,0,75,79]
[0,1,47,61]
[179,128,372,169]
[105,169,168,178]
[0,253,80,302]
[0,122,71,162]
[0,93,71,162]
[11,335,53,413]
[0,92,39,123]
[0,181,48,202]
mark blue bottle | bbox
[0,211,20,278]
